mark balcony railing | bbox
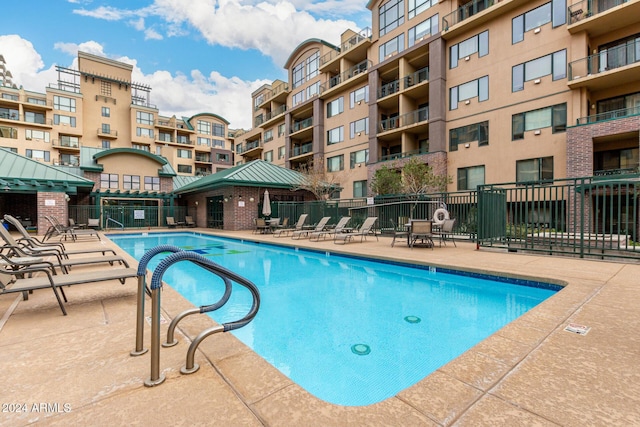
[290,142,313,158]
[245,140,262,151]
[379,107,429,132]
[404,67,429,88]
[593,166,640,176]
[266,82,289,102]
[157,134,174,143]
[321,60,371,92]
[576,105,640,125]
[52,139,80,149]
[569,39,640,80]
[379,147,429,162]
[378,81,400,99]
[0,112,19,121]
[568,0,629,24]
[97,128,118,137]
[195,154,212,163]
[266,105,287,121]
[291,117,313,133]
[340,27,372,53]
[54,157,80,167]
[442,0,495,30]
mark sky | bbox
[0,0,371,129]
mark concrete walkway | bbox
[1,229,638,426]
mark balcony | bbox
[290,142,313,159]
[575,105,640,126]
[195,154,212,163]
[320,60,371,97]
[156,134,174,144]
[378,107,429,136]
[320,28,372,72]
[378,147,429,163]
[52,139,80,150]
[241,139,263,156]
[54,157,80,167]
[593,166,640,177]
[442,0,529,39]
[97,128,118,138]
[259,82,290,107]
[568,0,640,36]
[568,40,640,91]
[260,105,287,128]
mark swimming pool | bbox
[108,232,560,406]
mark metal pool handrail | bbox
[144,250,260,386]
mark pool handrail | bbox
[131,245,184,357]
[145,250,260,385]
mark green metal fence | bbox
[477,175,640,260]
[69,205,187,229]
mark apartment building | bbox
[0,51,235,199]
[236,0,640,199]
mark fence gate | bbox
[477,187,507,244]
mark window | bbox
[177,149,192,159]
[123,175,140,190]
[512,50,566,91]
[350,118,369,138]
[264,150,274,162]
[158,131,172,143]
[177,135,191,144]
[197,120,211,135]
[306,52,319,80]
[327,126,344,145]
[292,90,305,106]
[408,0,435,19]
[597,92,640,117]
[53,114,76,127]
[25,149,50,162]
[254,94,265,110]
[264,129,274,142]
[512,1,565,44]
[53,96,76,112]
[450,76,489,110]
[212,139,225,148]
[144,176,160,191]
[327,155,344,172]
[216,153,230,162]
[27,97,46,106]
[379,0,404,36]
[59,153,79,166]
[102,140,111,149]
[327,97,344,118]
[59,135,80,148]
[212,123,225,137]
[379,34,405,62]
[307,82,320,99]
[350,149,369,168]
[457,165,485,190]
[136,127,154,138]
[409,14,438,47]
[278,124,286,137]
[0,107,19,120]
[278,146,285,159]
[136,111,154,125]
[25,111,46,124]
[178,164,193,173]
[350,86,369,108]
[292,62,304,89]
[0,126,17,139]
[353,180,368,198]
[100,173,118,189]
[25,129,51,142]
[512,103,566,140]
[101,81,112,96]
[101,124,111,135]
[1,146,17,152]
[449,121,489,151]
[102,107,110,117]
[450,30,489,68]
[516,157,554,183]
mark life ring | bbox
[433,208,450,225]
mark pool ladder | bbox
[130,245,260,387]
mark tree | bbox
[292,159,343,200]
[370,163,403,195]
[401,157,450,195]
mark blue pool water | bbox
[108,232,559,406]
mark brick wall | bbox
[36,192,68,235]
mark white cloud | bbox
[144,28,163,40]
[0,35,263,129]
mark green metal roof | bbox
[173,174,201,190]
[0,148,95,193]
[175,160,308,194]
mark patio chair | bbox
[185,216,196,227]
[274,214,308,237]
[87,218,100,229]
[292,216,331,240]
[0,264,139,315]
[3,215,116,257]
[166,217,178,228]
[334,217,378,244]
[309,216,351,242]
[390,219,409,247]
[409,219,434,249]
[45,216,100,241]
[433,218,457,247]
[254,218,270,234]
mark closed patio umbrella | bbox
[262,190,272,218]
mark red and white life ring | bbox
[433,208,450,226]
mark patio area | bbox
[1,229,639,426]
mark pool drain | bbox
[404,315,421,324]
[351,344,371,355]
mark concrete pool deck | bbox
[1,229,639,426]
